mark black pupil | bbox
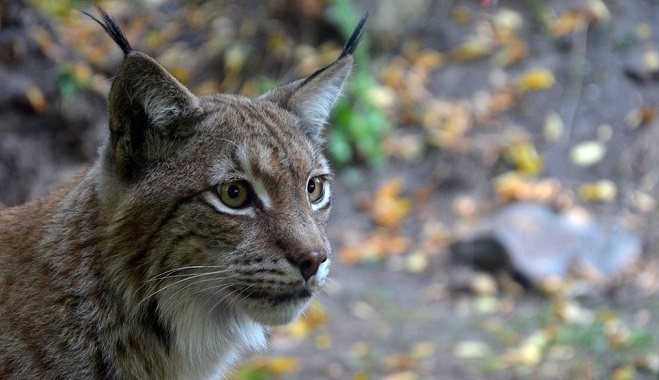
[308,180,316,193]
[228,185,241,199]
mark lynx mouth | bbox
[246,286,313,304]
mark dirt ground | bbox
[2,0,659,378]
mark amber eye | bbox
[218,181,250,208]
[307,177,324,203]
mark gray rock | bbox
[450,203,642,286]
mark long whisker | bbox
[139,269,237,307]
[158,273,242,311]
[135,265,211,295]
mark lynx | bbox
[0,8,366,379]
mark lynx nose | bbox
[290,250,328,281]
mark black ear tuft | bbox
[82,6,133,55]
[339,11,369,59]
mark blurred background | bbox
[1,0,659,378]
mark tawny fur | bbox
[0,8,365,380]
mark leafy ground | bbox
[6,0,659,378]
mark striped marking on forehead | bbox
[230,101,327,181]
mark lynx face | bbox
[142,96,334,327]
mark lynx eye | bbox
[218,181,250,209]
[307,176,324,203]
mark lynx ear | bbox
[87,7,202,180]
[261,13,368,143]
[107,52,202,178]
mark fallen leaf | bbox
[493,8,523,34]
[412,50,444,72]
[410,341,437,359]
[632,191,656,213]
[544,111,564,142]
[516,68,555,92]
[454,340,491,359]
[384,372,419,380]
[24,85,47,114]
[259,356,301,375]
[472,273,498,296]
[488,88,516,115]
[286,300,327,340]
[626,106,656,129]
[612,365,636,380]
[314,333,332,350]
[493,36,527,67]
[237,356,301,377]
[450,37,494,62]
[644,49,659,71]
[550,10,588,37]
[505,141,544,176]
[570,140,606,166]
[372,179,412,228]
[339,232,409,264]
[492,172,561,202]
[636,22,653,40]
[384,354,416,371]
[351,341,371,359]
[579,180,617,202]
[451,6,472,25]
[405,251,428,273]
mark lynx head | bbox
[86,9,366,329]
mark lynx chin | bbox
[0,7,367,379]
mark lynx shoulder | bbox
[0,8,366,379]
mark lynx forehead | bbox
[0,7,367,380]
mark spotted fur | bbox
[0,8,366,379]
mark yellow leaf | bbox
[550,10,588,37]
[25,85,47,114]
[505,141,544,176]
[579,180,617,202]
[612,366,636,380]
[259,356,301,375]
[516,69,555,92]
[449,38,493,62]
[412,50,444,72]
[287,300,327,339]
[237,356,302,377]
[492,172,561,202]
[287,318,312,340]
[517,344,542,366]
